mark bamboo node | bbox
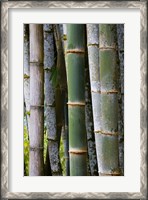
[30,147,44,151]
[91,90,101,94]
[94,130,118,136]
[88,43,99,47]
[46,103,55,107]
[69,149,87,154]
[99,46,118,51]
[44,67,52,72]
[30,61,44,67]
[30,105,44,109]
[66,49,85,54]
[47,138,58,142]
[67,101,85,106]
[44,29,54,33]
[101,89,119,94]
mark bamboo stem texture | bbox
[29,24,44,176]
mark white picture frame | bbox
[1,1,147,199]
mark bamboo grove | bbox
[24,24,124,176]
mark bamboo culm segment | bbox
[44,24,62,175]
[24,24,30,135]
[99,24,120,176]
[66,24,87,176]
[29,24,44,176]
[61,24,70,175]
[117,24,124,175]
[87,25,100,175]
[85,30,98,175]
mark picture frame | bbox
[1,1,147,199]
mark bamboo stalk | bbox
[29,24,44,176]
[117,24,124,175]
[86,24,100,175]
[44,24,62,176]
[44,145,52,176]
[53,24,69,175]
[98,24,120,176]
[57,24,69,175]
[24,24,30,136]
[61,95,70,176]
[85,52,98,175]
[66,24,87,176]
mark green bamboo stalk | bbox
[86,24,100,175]
[66,24,87,176]
[29,24,44,176]
[43,24,62,176]
[97,24,120,176]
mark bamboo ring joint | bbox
[94,130,118,136]
[30,61,44,67]
[67,102,85,106]
[30,147,44,151]
[69,149,87,154]
[66,49,85,54]
[30,105,44,109]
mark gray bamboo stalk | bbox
[24,24,30,136]
[117,24,124,175]
[86,24,100,175]
[44,24,62,176]
[98,24,120,176]
[29,24,44,176]
[85,54,98,176]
